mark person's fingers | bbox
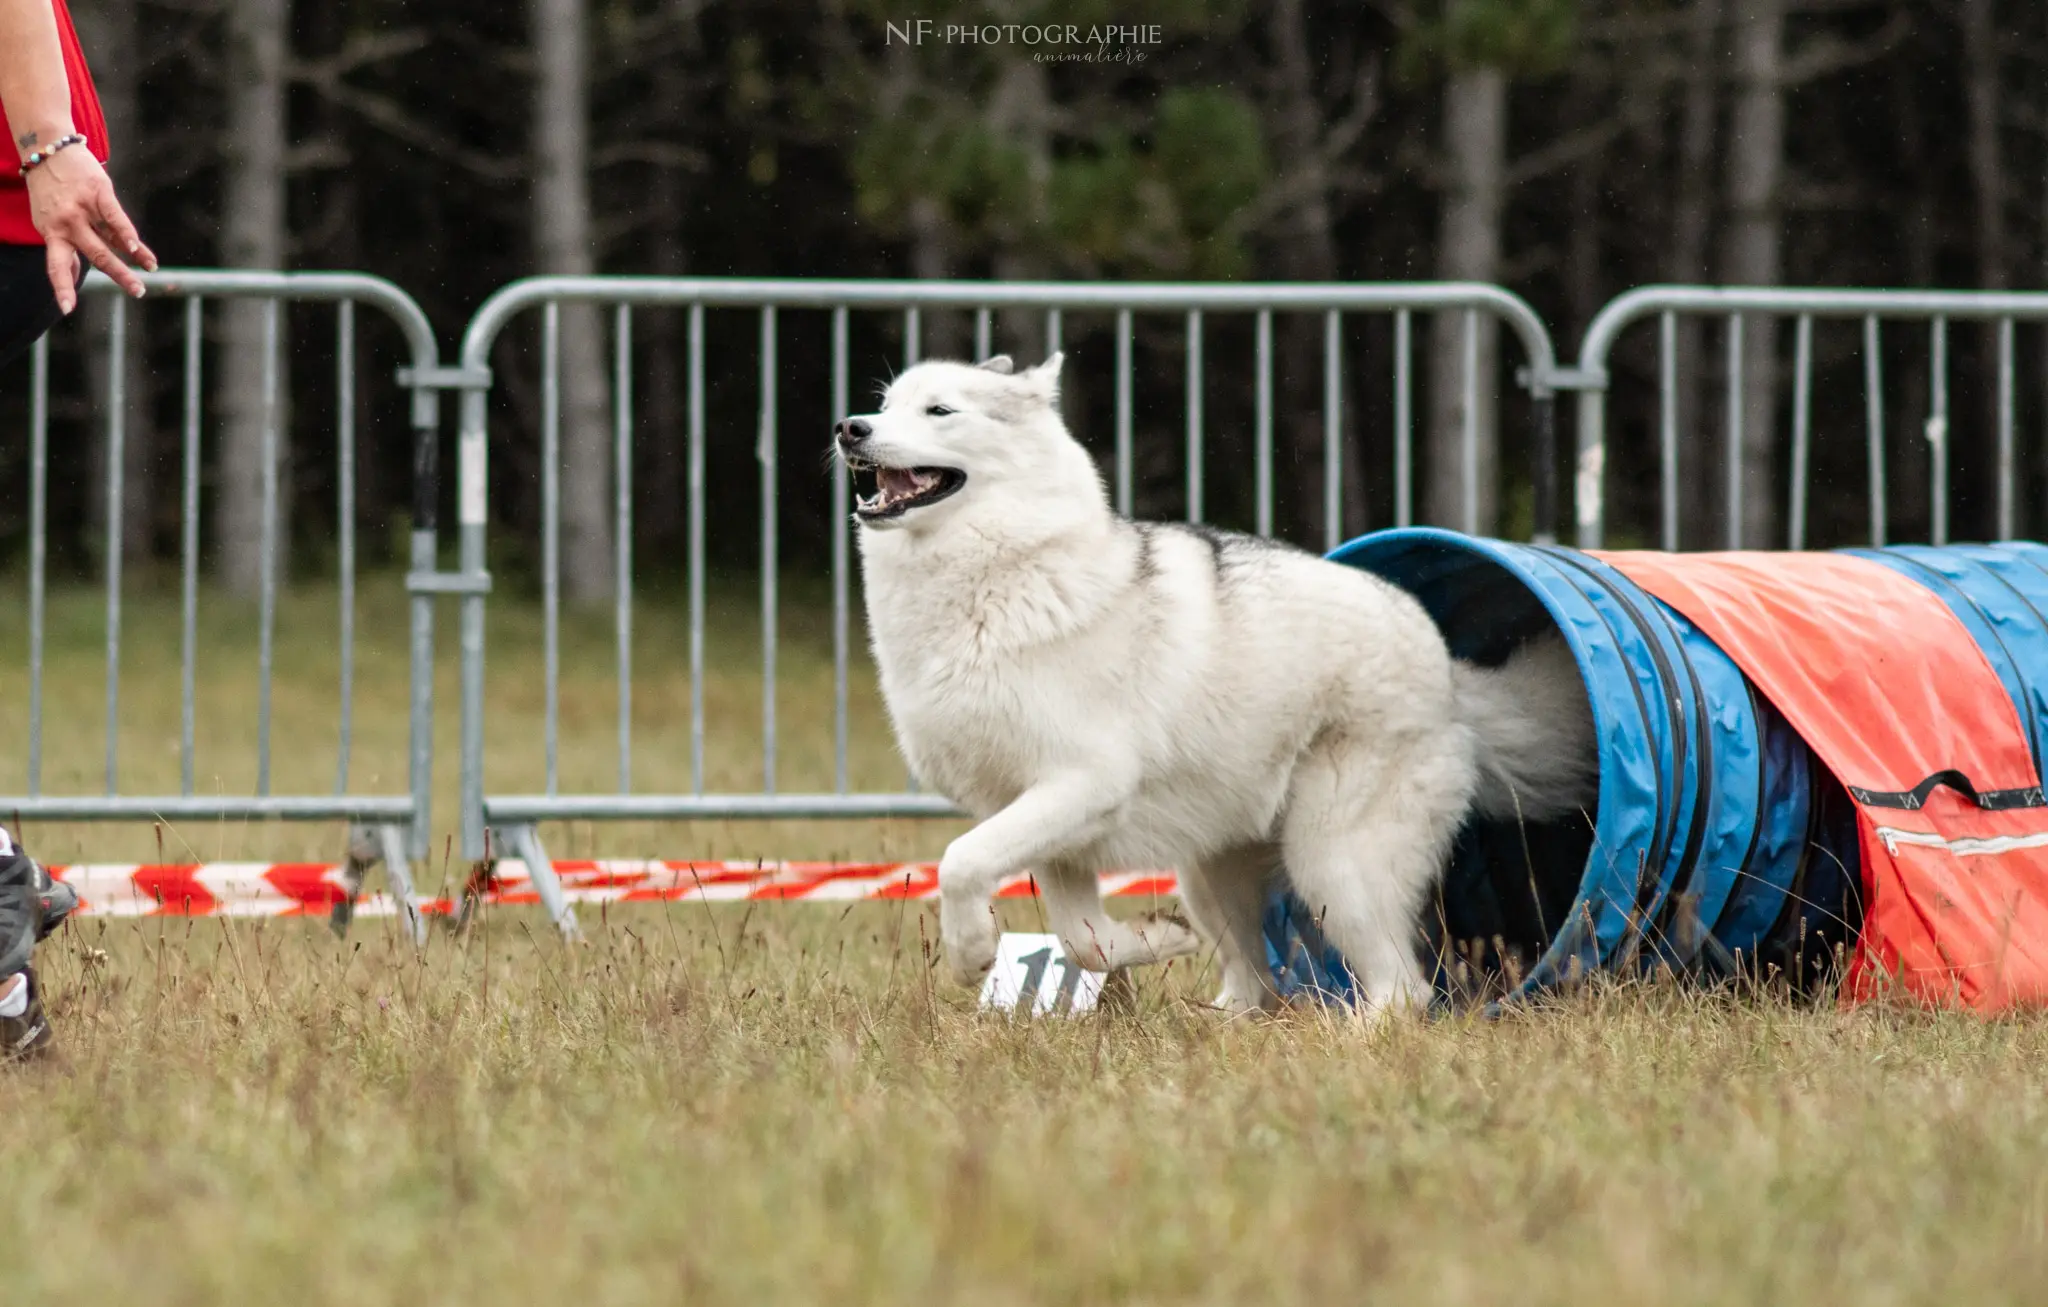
[92,186,157,274]
[44,236,78,315]
[67,222,145,299]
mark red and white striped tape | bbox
[46,860,1182,919]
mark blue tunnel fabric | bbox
[1851,544,2048,789]
[1262,529,1855,1006]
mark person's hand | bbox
[24,142,157,313]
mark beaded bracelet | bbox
[17,133,87,178]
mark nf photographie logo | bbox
[886,19,1163,63]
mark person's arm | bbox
[0,0,155,312]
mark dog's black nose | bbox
[835,418,871,445]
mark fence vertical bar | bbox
[1659,311,1678,552]
[1789,315,1812,550]
[688,302,706,794]
[335,301,356,792]
[103,296,126,796]
[1865,315,1886,547]
[27,336,47,796]
[1575,386,1605,550]
[542,301,561,795]
[1324,310,1343,552]
[901,312,922,792]
[1185,310,1203,523]
[831,305,850,794]
[179,301,201,795]
[1461,310,1480,535]
[1997,317,2015,540]
[1045,308,1061,358]
[1256,309,1273,537]
[1115,309,1133,515]
[255,297,281,797]
[760,307,779,794]
[1395,309,1413,528]
[406,336,439,864]
[1724,314,1744,551]
[458,379,489,860]
[975,307,991,361]
[615,303,634,794]
[1929,317,1949,547]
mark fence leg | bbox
[334,824,376,937]
[377,822,426,947]
[336,821,427,947]
[500,821,580,941]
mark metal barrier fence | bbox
[450,278,1564,935]
[5,269,453,941]
[21,273,2048,943]
[1571,286,2048,550]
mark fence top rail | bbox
[458,275,1559,382]
[80,266,442,388]
[1578,284,2048,381]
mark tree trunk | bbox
[532,0,613,603]
[72,0,153,564]
[988,59,1052,362]
[1961,0,2006,539]
[1961,0,2007,290]
[301,0,377,564]
[1894,51,1937,536]
[985,64,1061,455]
[2035,143,2047,540]
[1671,0,1722,549]
[1721,0,1783,549]
[1428,64,1506,533]
[218,0,289,596]
[1267,0,1369,545]
[641,52,690,563]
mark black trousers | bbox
[0,242,65,371]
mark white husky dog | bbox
[838,353,1595,1014]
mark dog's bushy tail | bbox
[1452,633,1598,823]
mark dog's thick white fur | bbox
[839,353,1596,1014]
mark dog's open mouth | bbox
[847,460,966,521]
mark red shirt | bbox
[0,0,110,246]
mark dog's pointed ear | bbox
[1028,351,1064,401]
[977,354,1015,375]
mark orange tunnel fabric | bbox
[1601,550,2048,1010]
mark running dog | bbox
[836,353,1595,1014]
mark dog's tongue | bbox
[880,468,922,499]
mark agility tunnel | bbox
[1263,529,2048,1013]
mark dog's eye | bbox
[925,404,955,417]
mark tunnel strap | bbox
[1849,771,2047,811]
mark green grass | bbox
[6,909,2048,1304]
[7,572,2048,1303]
[0,569,964,866]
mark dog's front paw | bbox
[940,896,1000,988]
[1205,982,1282,1020]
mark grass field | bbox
[5,574,2048,1303]
[7,909,2048,1303]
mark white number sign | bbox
[978,933,1105,1017]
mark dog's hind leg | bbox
[1281,728,1476,1016]
[1039,860,1203,974]
[1176,844,1281,1014]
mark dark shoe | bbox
[0,968,53,1063]
[38,869,78,937]
[0,839,71,978]
[0,846,41,980]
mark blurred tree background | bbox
[4,0,2043,593]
